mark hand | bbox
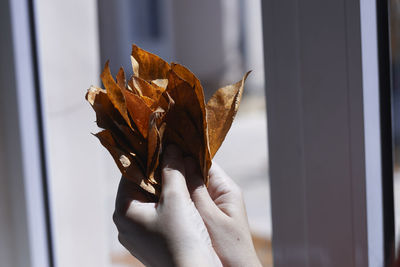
[184,159,262,267]
[113,145,222,267]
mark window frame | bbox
[262,0,392,266]
[0,0,52,266]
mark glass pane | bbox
[36,0,273,266]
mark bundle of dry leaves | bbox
[86,44,249,198]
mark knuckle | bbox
[190,185,204,199]
[126,200,142,215]
[113,210,124,228]
[161,187,182,202]
[117,233,125,245]
[113,211,125,232]
[162,166,182,177]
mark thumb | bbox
[160,145,190,200]
[125,200,157,226]
[114,178,157,227]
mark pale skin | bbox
[113,145,262,267]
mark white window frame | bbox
[262,0,391,266]
[0,0,52,267]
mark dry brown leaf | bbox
[86,87,148,166]
[95,130,158,195]
[116,67,126,90]
[151,79,168,89]
[146,119,161,184]
[127,78,143,96]
[154,91,175,113]
[131,44,170,80]
[165,69,209,180]
[131,76,164,103]
[170,63,211,182]
[86,87,126,131]
[116,124,147,165]
[87,44,249,197]
[122,89,153,138]
[141,96,156,108]
[206,71,251,158]
[100,61,131,127]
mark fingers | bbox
[183,156,206,193]
[208,162,248,220]
[116,145,191,227]
[208,161,233,185]
[160,145,190,199]
[184,157,221,220]
[207,162,242,201]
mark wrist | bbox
[174,251,219,267]
[223,253,262,267]
[175,256,213,267]
[172,243,220,267]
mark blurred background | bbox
[33,0,272,266]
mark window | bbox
[0,0,393,266]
